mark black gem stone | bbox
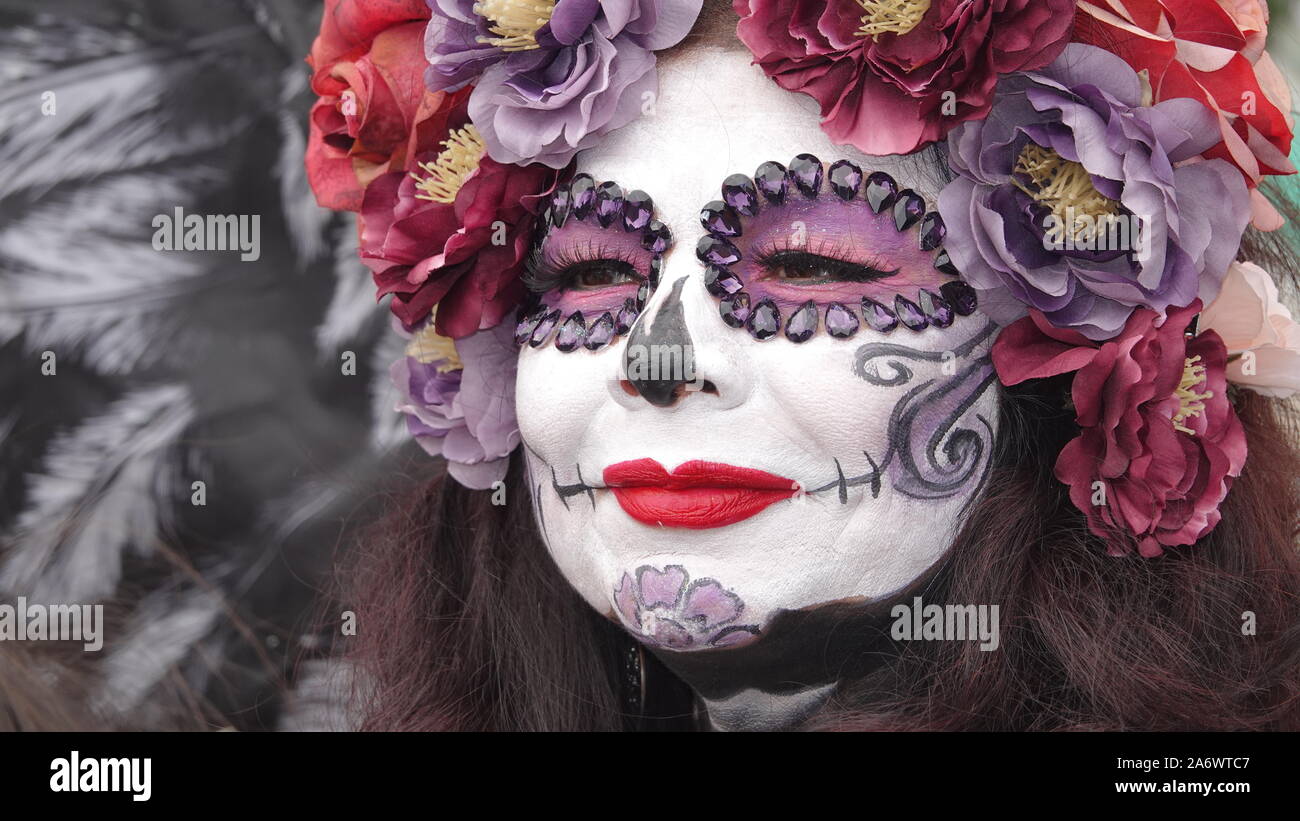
[514,307,545,345]
[704,265,744,296]
[919,212,947,251]
[825,302,859,338]
[785,300,818,342]
[594,181,623,227]
[701,200,742,237]
[585,312,615,350]
[788,153,823,198]
[720,292,751,328]
[746,298,781,340]
[864,171,898,213]
[696,235,741,266]
[828,160,863,201]
[551,187,570,228]
[754,161,788,204]
[642,220,671,254]
[934,248,959,277]
[636,282,650,310]
[570,175,596,220]
[894,294,928,331]
[622,189,653,231]
[648,257,661,288]
[893,190,926,231]
[529,309,561,347]
[940,280,978,315]
[555,312,587,351]
[918,290,954,328]
[722,173,759,216]
[861,297,898,333]
[615,299,638,334]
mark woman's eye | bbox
[761,252,895,284]
[566,262,639,291]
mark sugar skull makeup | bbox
[514,45,1002,726]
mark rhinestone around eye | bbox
[642,219,671,254]
[788,154,823,198]
[785,300,818,342]
[828,160,863,201]
[722,173,759,216]
[514,306,547,345]
[529,309,561,346]
[934,249,959,277]
[919,212,947,251]
[893,190,926,231]
[622,190,653,231]
[747,298,781,340]
[919,289,954,328]
[555,312,587,351]
[754,161,788,204]
[594,182,623,227]
[893,294,929,331]
[720,292,752,327]
[825,302,860,338]
[550,188,571,228]
[570,175,596,220]
[940,280,978,315]
[704,265,744,296]
[861,297,898,333]
[701,200,742,238]
[615,299,639,334]
[585,312,615,349]
[696,235,741,267]
[864,171,898,214]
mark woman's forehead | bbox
[574,45,947,232]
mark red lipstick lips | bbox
[603,458,800,529]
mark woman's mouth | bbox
[602,458,800,528]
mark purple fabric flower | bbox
[938,44,1251,341]
[391,317,520,488]
[424,0,702,167]
[613,565,760,650]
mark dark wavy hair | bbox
[331,184,1300,731]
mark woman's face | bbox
[515,45,999,655]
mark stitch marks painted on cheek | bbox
[613,565,761,650]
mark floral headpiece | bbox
[305,0,1299,557]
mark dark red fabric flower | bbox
[305,0,443,212]
[993,301,1247,557]
[359,113,562,337]
[732,0,1075,155]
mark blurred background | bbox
[1,0,1298,731]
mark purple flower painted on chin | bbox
[391,317,520,488]
[424,0,702,167]
[613,565,760,651]
[938,44,1251,341]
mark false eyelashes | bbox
[516,173,672,352]
[702,154,978,343]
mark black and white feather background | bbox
[0,0,415,730]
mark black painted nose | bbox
[623,277,697,407]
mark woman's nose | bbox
[613,274,754,410]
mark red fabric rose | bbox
[1075,0,1296,229]
[993,301,1247,557]
[732,0,1075,155]
[359,116,562,337]
[305,0,444,212]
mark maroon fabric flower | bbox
[732,0,1076,155]
[359,101,562,337]
[993,301,1247,557]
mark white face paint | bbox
[515,44,1000,654]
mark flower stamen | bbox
[1013,143,1123,245]
[412,125,486,204]
[474,0,556,51]
[1172,355,1213,435]
[407,318,463,373]
[855,0,931,38]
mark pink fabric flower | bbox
[731,0,1075,155]
[1075,0,1296,230]
[993,301,1247,557]
[358,96,562,337]
[1201,261,1300,398]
